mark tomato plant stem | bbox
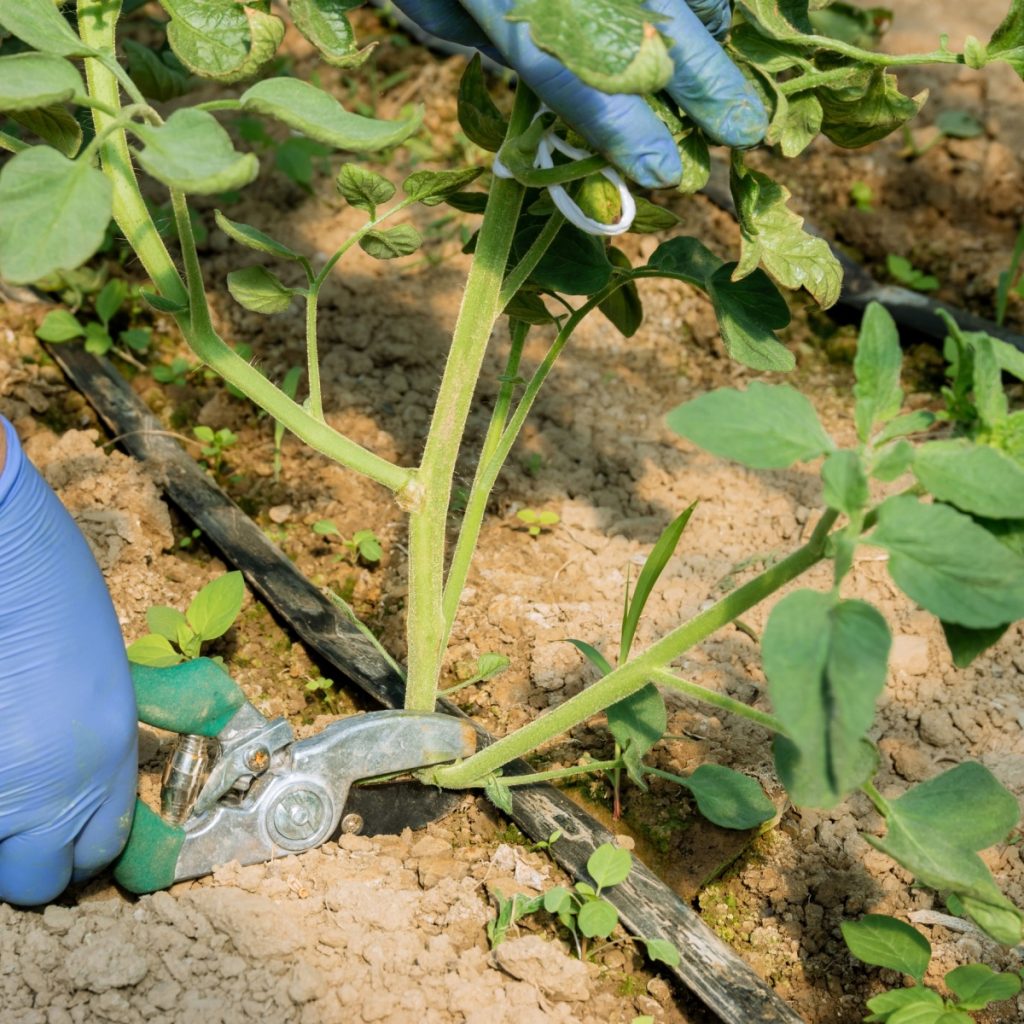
[432,509,839,787]
[402,86,537,711]
[441,319,528,632]
[77,1,413,496]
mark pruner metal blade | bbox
[340,780,467,837]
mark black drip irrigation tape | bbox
[701,165,1024,354]
[52,343,807,1024]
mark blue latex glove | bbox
[389,0,767,188]
[0,415,137,905]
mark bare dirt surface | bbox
[2,2,1024,1023]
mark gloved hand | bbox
[388,0,767,188]
[0,415,137,905]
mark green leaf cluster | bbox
[127,572,245,668]
[842,913,1021,1021]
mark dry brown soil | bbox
[1,2,1024,1022]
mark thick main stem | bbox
[402,89,535,711]
[433,510,839,787]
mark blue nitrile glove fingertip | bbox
[714,95,770,149]
[616,138,684,190]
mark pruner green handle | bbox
[115,658,249,894]
[131,658,246,736]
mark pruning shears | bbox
[114,658,475,894]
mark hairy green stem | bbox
[304,289,324,421]
[498,211,565,310]
[432,509,839,787]
[648,668,785,734]
[78,2,413,495]
[402,87,537,712]
[441,320,528,633]
[496,759,621,787]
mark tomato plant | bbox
[2,0,1023,952]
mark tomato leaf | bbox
[0,146,112,284]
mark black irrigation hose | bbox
[49,343,807,1024]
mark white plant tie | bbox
[493,110,636,237]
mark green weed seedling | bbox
[842,914,1022,1022]
[542,843,681,964]
[996,225,1024,327]
[193,424,238,478]
[36,277,151,359]
[441,652,510,696]
[515,507,560,537]
[151,355,192,387]
[312,519,383,565]
[2,0,1024,970]
[127,571,245,667]
[304,673,342,715]
[900,108,985,159]
[850,181,875,212]
[886,253,939,292]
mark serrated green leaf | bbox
[628,196,680,234]
[96,279,127,327]
[871,440,915,482]
[854,302,903,442]
[133,109,259,194]
[335,163,395,214]
[675,130,711,194]
[10,104,82,158]
[457,53,507,152]
[0,0,93,57]
[587,844,632,888]
[126,633,184,668]
[186,571,244,641]
[945,963,1021,1010]
[970,335,1009,429]
[767,88,824,158]
[682,764,775,829]
[646,237,794,371]
[914,440,1024,519]
[577,898,618,938]
[0,146,111,284]
[987,0,1024,80]
[123,40,193,102]
[644,938,680,966]
[240,78,423,151]
[509,0,673,95]
[731,161,841,308]
[866,763,1023,945]
[819,68,928,149]
[941,620,1010,669]
[35,309,83,342]
[607,685,665,789]
[821,450,868,518]
[668,382,833,469]
[403,167,483,206]
[876,411,935,445]
[729,23,805,70]
[514,220,612,296]
[147,605,190,642]
[869,496,1024,628]
[765,591,888,807]
[287,0,373,69]
[504,289,554,325]
[866,987,943,1022]
[226,265,296,314]
[214,210,303,262]
[0,52,83,112]
[598,246,643,338]
[736,0,814,39]
[162,0,284,83]
[841,915,931,981]
[359,224,422,260]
